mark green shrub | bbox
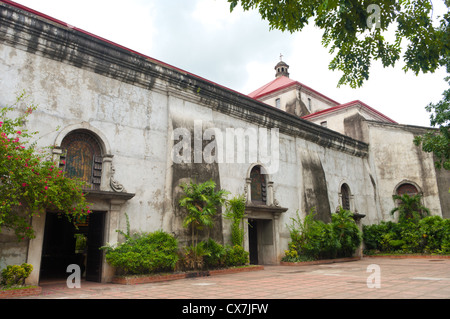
[178,242,248,270]
[282,242,315,262]
[200,239,227,269]
[398,221,423,253]
[103,230,179,275]
[1,263,33,287]
[363,214,450,255]
[331,207,362,257]
[283,207,362,261]
[419,216,450,253]
[302,219,336,259]
[363,221,405,253]
[224,245,249,266]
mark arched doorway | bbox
[40,130,106,282]
[244,164,287,265]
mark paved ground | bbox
[16,257,449,300]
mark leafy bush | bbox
[282,207,362,261]
[177,241,248,270]
[282,242,314,262]
[363,221,398,251]
[224,245,249,267]
[419,216,450,254]
[363,215,450,255]
[330,207,362,257]
[200,239,227,269]
[1,263,33,287]
[103,230,179,275]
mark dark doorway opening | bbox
[248,219,258,265]
[40,211,105,283]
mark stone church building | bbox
[0,1,448,285]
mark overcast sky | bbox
[11,0,449,127]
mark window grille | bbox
[250,166,267,204]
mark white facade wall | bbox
[367,122,445,219]
[0,37,375,275]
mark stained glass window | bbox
[250,166,266,204]
[60,131,103,190]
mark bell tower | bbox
[275,54,289,78]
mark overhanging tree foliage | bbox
[0,92,90,241]
[228,0,449,88]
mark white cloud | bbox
[192,0,242,30]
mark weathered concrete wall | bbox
[434,164,450,219]
[366,121,447,220]
[0,229,28,269]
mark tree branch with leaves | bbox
[0,91,91,241]
[228,0,449,88]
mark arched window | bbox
[340,183,351,211]
[250,166,266,204]
[396,183,419,196]
[60,130,103,190]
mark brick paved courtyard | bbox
[14,257,449,300]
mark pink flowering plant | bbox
[0,92,90,241]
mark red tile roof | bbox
[248,76,340,105]
[302,100,397,123]
[248,76,296,98]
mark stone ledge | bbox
[363,255,450,259]
[280,256,361,266]
[0,286,42,299]
[111,265,265,285]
